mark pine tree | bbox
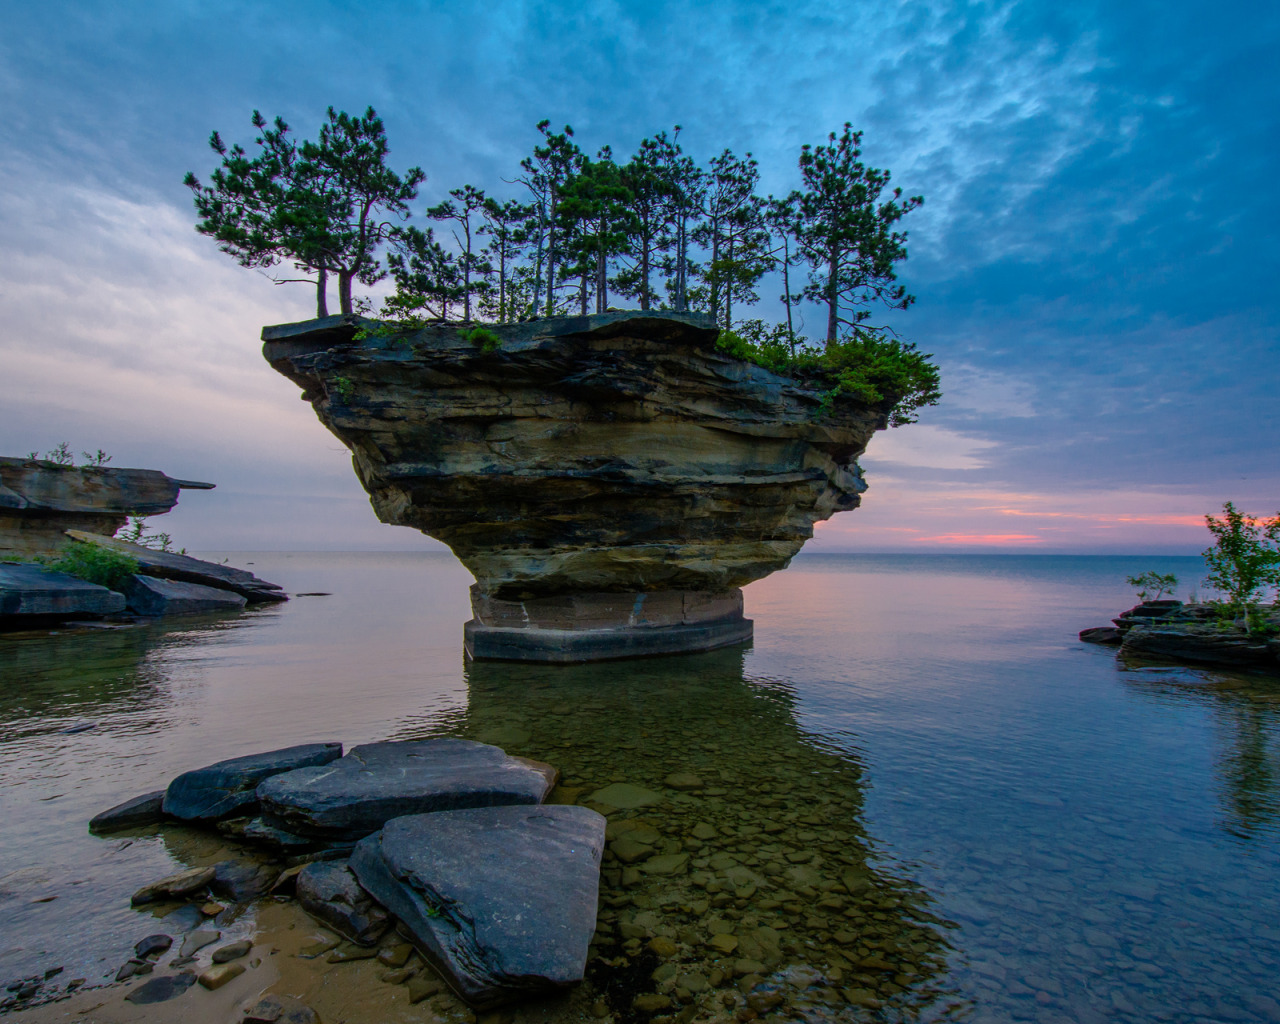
[385,225,463,320]
[518,122,582,316]
[427,185,492,321]
[793,124,922,344]
[479,197,534,322]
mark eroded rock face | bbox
[262,311,882,601]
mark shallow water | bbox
[2,551,1278,1023]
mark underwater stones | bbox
[588,783,662,810]
[295,861,389,946]
[131,865,216,906]
[211,859,278,901]
[89,790,167,833]
[258,739,555,840]
[163,742,343,823]
[350,804,606,1008]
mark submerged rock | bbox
[258,739,555,840]
[295,861,389,946]
[350,804,606,1008]
[210,859,278,901]
[163,742,342,822]
[0,563,125,619]
[89,790,166,833]
[123,575,248,616]
[244,994,320,1024]
[131,865,216,906]
[123,971,196,1004]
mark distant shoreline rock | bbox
[1080,599,1280,672]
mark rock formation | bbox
[264,310,886,659]
[0,456,213,560]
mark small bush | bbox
[460,326,502,353]
[41,542,139,592]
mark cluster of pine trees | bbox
[186,107,940,423]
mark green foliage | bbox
[717,321,941,427]
[460,326,502,353]
[26,444,113,469]
[1126,571,1179,602]
[1202,502,1280,625]
[329,375,356,400]
[47,442,74,466]
[81,449,112,467]
[41,542,139,592]
[117,516,182,554]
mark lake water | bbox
[3,551,1279,1023]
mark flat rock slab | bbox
[350,804,606,1009]
[163,742,342,822]
[295,861,389,945]
[124,575,248,616]
[89,790,166,833]
[123,971,196,1004]
[64,531,287,602]
[0,562,125,617]
[258,739,556,840]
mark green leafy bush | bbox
[460,326,502,353]
[1202,502,1280,632]
[716,320,941,426]
[41,542,139,592]
[1126,571,1178,602]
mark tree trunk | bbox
[640,229,651,310]
[546,198,558,315]
[596,243,607,313]
[339,271,353,316]
[826,249,839,344]
[579,270,589,315]
[782,241,795,356]
[316,268,329,319]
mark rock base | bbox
[464,587,753,662]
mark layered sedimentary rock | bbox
[0,456,213,560]
[263,311,886,659]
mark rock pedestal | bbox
[263,310,886,661]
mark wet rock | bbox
[378,943,414,967]
[134,934,173,958]
[211,859,278,900]
[64,531,288,603]
[0,562,126,618]
[89,790,167,833]
[407,973,445,1004]
[664,773,705,791]
[295,861,389,946]
[1079,626,1122,645]
[198,963,244,989]
[351,804,605,1008]
[244,994,321,1024]
[116,959,153,981]
[259,739,555,840]
[212,939,252,963]
[1122,624,1276,666]
[216,816,318,850]
[123,575,248,616]
[132,865,216,906]
[123,971,196,1004]
[641,853,688,876]
[159,904,205,933]
[610,837,655,863]
[633,993,672,1012]
[327,944,378,962]
[647,936,678,957]
[179,929,220,957]
[163,742,342,823]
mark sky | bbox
[1,0,1277,555]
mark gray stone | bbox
[244,994,320,1024]
[350,804,606,1009]
[0,563,125,618]
[211,939,251,963]
[1079,626,1123,645]
[123,575,248,616]
[1122,625,1275,667]
[89,790,166,833]
[158,904,205,933]
[163,742,342,822]
[131,865,216,906]
[179,929,220,957]
[258,739,556,840]
[64,531,287,603]
[134,934,173,958]
[215,816,318,849]
[123,971,196,1004]
[295,861,389,946]
[210,859,278,901]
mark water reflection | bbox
[389,650,965,1022]
[1120,661,1280,841]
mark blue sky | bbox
[1,0,1276,553]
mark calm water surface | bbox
[2,552,1278,1023]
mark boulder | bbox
[1122,625,1275,667]
[163,742,343,823]
[257,739,555,840]
[243,995,320,1024]
[295,861,389,945]
[122,971,196,1004]
[1079,626,1123,646]
[89,790,166,833]
[64,531,287,603]
[123,575,247,616]
[350,804,606,1008]
[131,865,216,906]
[0,563,125,618]
[210,859,278,901]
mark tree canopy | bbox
[187,109,938,425]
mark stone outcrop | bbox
[263,311,885,659]
[350,805,606,1008]
[122,574,249,616]
[1082,600,1280,671]
[0,456,213,560]
[163,742,343,822]
[0,563,126,618]
[257,739,557,840]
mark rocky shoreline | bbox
[1081,600,1280,672]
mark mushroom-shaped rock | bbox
[257,739,557,841]
[350,804,606,1008]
